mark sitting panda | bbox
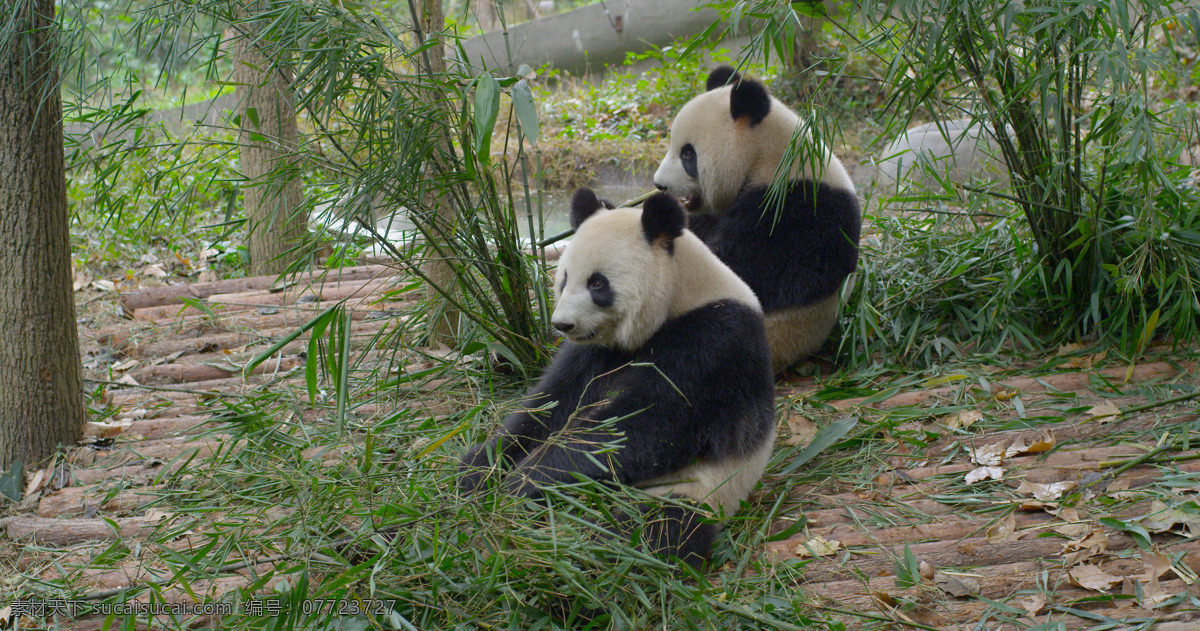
[459,188,776,567]
[654,65,862,373]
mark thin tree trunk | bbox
[231,6,306,277]
[0,0,86,470]
[419,0,461,345]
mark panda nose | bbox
[552,322,574,333]
[655,183,667,191]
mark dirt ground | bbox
[3,264,1199,629]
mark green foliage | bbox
[60,0,556,372]
[866,0,1200,348]
[538,45,757,143]
[724,0,1200,355]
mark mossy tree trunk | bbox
[0,0,86,470]
[231,3,306,277]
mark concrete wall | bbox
[456,0,719,76]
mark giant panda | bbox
[654,65,862,373]
[458,188,776,567]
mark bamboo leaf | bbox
[779,417,858,475]
[473,73,500,164]
[511,79,539,145]
[244,303,341,376]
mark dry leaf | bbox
[1052,506,1081,523]
[92,279,117,292]
[1139,549,1172,581]
[1016,480,1077,501]
[969,442,1007,466]
[1056,343,1086,356]
[142,508,172,522]
[939,409,983,431]
[1086,401,1121,421]
[73,272,93,291]
[933,571,980,597]
[1026,430,1057,453]
[965,466,1004,484]
[785,413,818,447]
[1053,521,1092,538]
[794,535,840,558]
[115,374,140,386]
[197,269,218,283]
[872,591,898,608]
[1068,564,1123,591]
[1140,576,1174,609]
[84,421,128,439]
[25,468,45,497]
[918,560,936,580]
[111,358,139,372]
[141,263,168,278]
[1019,593,1047,616]
[1141,499,1200,536]
[987,512,1018,543]
[1062,530,1108,566]
[1003,437,1029,457]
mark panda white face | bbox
[654,88,753,215]
[551,205,676,352]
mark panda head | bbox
[551,189,688,352]
[653,66,799,214]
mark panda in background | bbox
[459,188,776,567]
[654,65,862,373]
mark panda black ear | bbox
[641,192,685,251]
[729,77,771,126]
[706,65,741,91]
[570,188,605,229]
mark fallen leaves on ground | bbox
[965,466,1004,484]
[938,409,982,431]
[794,535,840,558]
[785,413,819,447]
[1016,480,1077,501]
[933,571,981,598]
[1068,563,1123,591]
[1141,499,1200,537]
[1086,400,1121,422]
[1062,529,1108,566]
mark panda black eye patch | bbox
[586,273,614,307]
[680,143,698,179]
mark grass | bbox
[8,2,1200,629]
[10,339,1197,629]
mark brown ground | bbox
[3,265,1199,629]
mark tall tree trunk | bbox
[0,0,86,470]
[419,0,461,345]
[231,6,306,277]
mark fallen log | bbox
[117,264,395,314]
[5,515,165,545]
[131,276,399,321]
[831,361,1191,411]
[775,532,1142,583]
[128,355,304,384]
[37,486,161,518]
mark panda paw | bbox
[502,470,547,499]
[457,444,498,494]
[457,467,490,494]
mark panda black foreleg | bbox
[458,408,566,493]
[610,500,717,569]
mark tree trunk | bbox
[419,0,461,345]
[477,0,497,31]
[231,6,306,277]
[0,0,86,470]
